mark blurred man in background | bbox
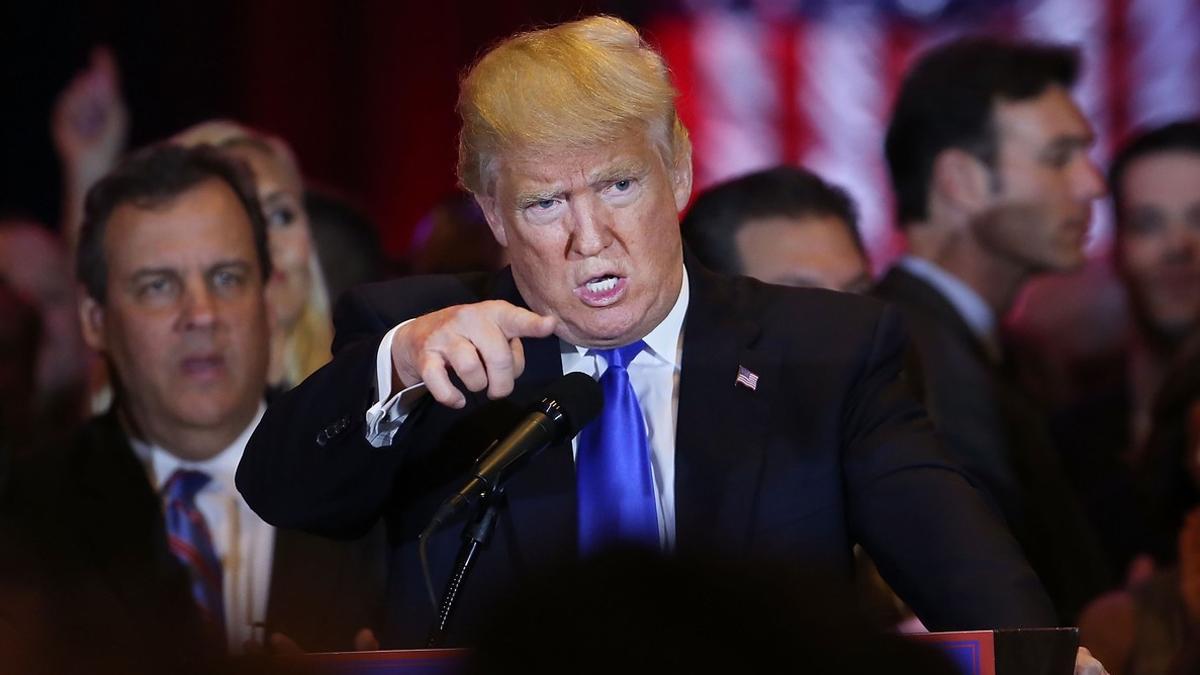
[682,165,871,292]
[876,36,1111,622]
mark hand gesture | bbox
[391,300,556,408]
[51,46,129,182]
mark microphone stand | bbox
[425,487,504,648]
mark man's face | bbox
[1116,151,1200,340]
[79,179,269,451]
[970,85,1105,273]
[479,126,691,348]
[734,214,871,293]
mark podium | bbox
[909,628,1079,675]
[303,628,1077,675]
[304,648,467,674]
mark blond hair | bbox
[457,15,691,195]
[173,120,334,388]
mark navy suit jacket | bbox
[238,257,1057,646]
[875,265,1111,621]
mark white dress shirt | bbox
[897,255,1002,362]
[131,402,274,653]
[365,268,690,549]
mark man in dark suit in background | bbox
[875,37,1112,622]
[238,19,1105,671]
[0,144,380,668]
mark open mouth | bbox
[574,274,628,307]
[180,355,227,380]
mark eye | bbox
[522,196,564,224]
[1125,209,1165,236]
[136,276,179,302]
[603,177,640,204]
[266,205,297,228]
[211,268,247,292]
[1042,150,1071,169]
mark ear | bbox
[931,148,991,214]
[671,150,694,212]
[78,289,107,353]
[474,194,508,248]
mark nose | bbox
[179,282,218,331]
[569,196,614,258]
[1165,221,1200,259]
[1074,155,1107,202]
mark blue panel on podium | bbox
[305,648,467,674]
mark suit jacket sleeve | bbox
[842,305,1059,629]
[236,275,485,539]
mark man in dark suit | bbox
[18,143,381,660]
[237,17,1097,663]
[875,37,1112,622]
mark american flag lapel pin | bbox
[735,365,759,391]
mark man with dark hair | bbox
[1109,120,1200,357]
[0,144,379,667]
[1054,119,1200,574]
[682,166,872,292]
[875,36,1111,621]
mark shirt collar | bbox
[898,255,1000,359]
[130,401,267,495]
[562,265,689,368]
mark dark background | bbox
[0,0,659,257]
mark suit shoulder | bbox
[731,275,892,335]
[331,272,492,349]
[341,272,492,319]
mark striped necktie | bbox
[576,340,659,556]
[163,469,226,646]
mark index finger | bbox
[487,302,556,340]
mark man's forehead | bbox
[497,133,659,191]
[995,85,1094,146]
[105,187,257,275]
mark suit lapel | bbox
[674,261,775,557]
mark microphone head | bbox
[541,371,604,438]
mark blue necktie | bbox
[163,469,226,645]
[576,340,659,556]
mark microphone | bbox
[424,372,603,534]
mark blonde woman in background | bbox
[174,121,333,390]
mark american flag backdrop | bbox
[644,0,1200,271]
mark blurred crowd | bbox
[1,26,1198,675]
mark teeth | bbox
[585,276,618,293]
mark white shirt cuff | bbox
[364,321,428,447]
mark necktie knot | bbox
[590,340,646,372]
[163,469,212,505]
